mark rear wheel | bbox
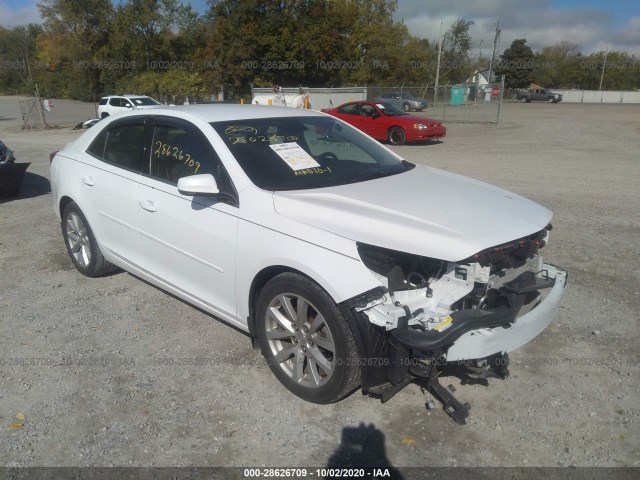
[388,126,406,146]
[61,202,116,277]
[255,273,360,404]
[548,97,554,103]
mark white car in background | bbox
[50,105,567,423]
[97,94,161,118]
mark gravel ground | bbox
[0,97,638,470]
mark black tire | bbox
[520,97,528,103]
[61,202,116,277]
[255,272,361,404]
[388,126,406,146]
[548,97,554,103]
[101,112,109,119]
[402,102,410,112]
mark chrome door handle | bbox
[81,176,95,186]
[139,200,157,212]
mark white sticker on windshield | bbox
[269,142,321,171]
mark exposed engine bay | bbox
[350,225,566,424]
[357,226,551,334]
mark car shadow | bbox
[412,139,445,146]
[325,423,404,479]
[0,170,51,204]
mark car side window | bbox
[87,122,146,171]
[149,122,233,192]
[360,104,376,117]
[337,103,360,115]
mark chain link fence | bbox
[367,77,505,124]
[17,92,46,130]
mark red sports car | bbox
[322,101,445,146]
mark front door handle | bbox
[139,200,157,212]
[82,176,95,186]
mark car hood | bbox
[384,114,440,125]
[272,165,552,261]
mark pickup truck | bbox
[517,88,562,103]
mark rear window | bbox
[130,97,160,106]
[98,98,108,105]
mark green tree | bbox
[201,0,424,93]
[202,0,345,90]
[496,38,534,88]
[0,24,43,93]
[440,18,474,83]
[329,0,412,85]
[37,0,113,99]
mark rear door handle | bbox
[139,200,157,212]
[81,176,95,186]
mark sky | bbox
[1,0,639,56]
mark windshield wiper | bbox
[350,170,396,183]
[351,163,413,183]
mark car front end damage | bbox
[340,225,567,424]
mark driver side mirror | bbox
[177,173,220,196]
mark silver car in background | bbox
[371,92,428,112]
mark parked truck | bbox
[517,88,562,103]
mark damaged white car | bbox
[50,105,567,423]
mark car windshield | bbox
[375,103,407,116]
[130,97,160,106]
[211,116,414,191]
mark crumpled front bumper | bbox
[445,263,567,361]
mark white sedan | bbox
[50,105,567,423]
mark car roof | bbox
[100,94,152,99]
[110,104,325,122]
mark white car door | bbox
[136,116,239,320]
[76,117,147,269]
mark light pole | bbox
[488,20,501,84]
[434,22,445,106]
[599,46,609,91]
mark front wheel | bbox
[520,97,528,103]
[548,97,554,103]
[402,103,410,112]
[61,202,116,277]
[388,126,406,146]
[255,273,360,404]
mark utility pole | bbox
[479,39,484,65]
[599,46,609,91]
[488,20,501,83]
[434,21,445,106]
